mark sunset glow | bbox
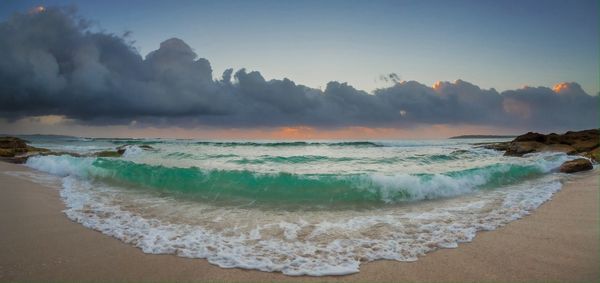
[0,2,598,280]
[0,1,597,138]
[552,82,571,93]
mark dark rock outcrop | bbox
[480,142,510,151]
[479,129,599,173]
[585,147,600,163]
[0,137,29,157]
[95,150,122,157]
[500,129,599,158]
[504,141,545,156]
[0,137,49,162]
[513,132,547,143]
[0,137,160,164]
[571,140,599,152]
[503,142,577,156]
[0,148,13,157]
[542,144,577,155]
[559,159,593,173]
[0,136,28,150]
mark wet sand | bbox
[0,161,598,282]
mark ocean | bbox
[11,136,582,275]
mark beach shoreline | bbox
[0,161,598,282]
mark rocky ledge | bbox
[480,129,598,173]
[559,159,593,173]
[0,137,50,163]
[0,136,153,164]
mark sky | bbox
[0,0,597,139]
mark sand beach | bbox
[0,161,597,282]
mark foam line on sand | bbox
[0,161,598,282]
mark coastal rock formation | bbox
[0,137,157,163]
[504,129,599,157]
[480,142,510,151]
[504,141,546,156]
[513,132,546,143]
[480,129,599,173]
[559,159,593,173]
[0,137,50,162]
[0,136,27,151]
[95,150,122,157]
[584,147,600,163]
[503,142,578,156]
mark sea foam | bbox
[19,139,574,276]
[52,174,562,276]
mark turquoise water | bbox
[20,136,577,275]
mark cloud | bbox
[0,7,597,132]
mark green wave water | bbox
[76,158,547,204]
[20,136,578,276]
[23,137,573,206]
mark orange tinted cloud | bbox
[552,82,570,93]
[432,81,444,91]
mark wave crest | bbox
[26,154,569,205]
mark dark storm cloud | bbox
[0,7,597,131]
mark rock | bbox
[541,144,576,155]
[571,140,599,152]
[95,150,122,157]
[559,158,593,173]
[26,145,50,154]
[504,141,577,156]
[0,148,15,157]
[544,133,562,144]
[0,136,53,163]
[0,136,28,149]
[491,129,599,158]
[584,147,600,163]
[560,129,600,145]
[504,141,546,156]
[514,132,546,143]
[479,142,510,151]
[0,136,49,161]
[0,137,29,156]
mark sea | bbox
[7,135,586,276]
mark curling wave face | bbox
[27,154,564,205]
[20,137,579,275]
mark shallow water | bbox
[18,136,581,275]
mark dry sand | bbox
[0,161,598,282]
